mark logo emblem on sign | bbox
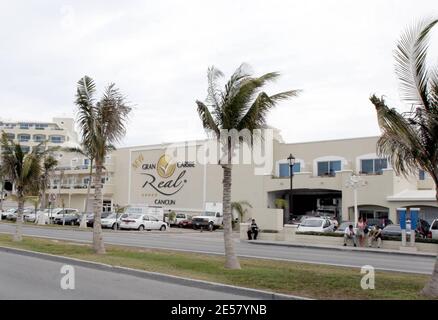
[157,154,176,178]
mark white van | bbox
[430,219,438,239]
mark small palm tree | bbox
[75,76,131,254]
[231,201,252,222]
[0,133,43,241]
[63,143,95,228]
[196,64,299,269]
[370,19,438,297]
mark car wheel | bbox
[138,225,145,231]
[70,221,75,226]
[160,225,166,231]
[112,223,118,230]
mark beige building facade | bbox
[2,118,437,229]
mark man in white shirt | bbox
[344,224,357,247]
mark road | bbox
[0,250,256,299]
[0,223,436,274]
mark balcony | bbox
[47,184,114,195]
[264,172,342,192]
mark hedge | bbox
[295,231,438,244]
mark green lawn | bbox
[0,234,433,300]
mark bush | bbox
[296,231,438,244]
[261,229,279,234]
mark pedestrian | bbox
[247,219,259,240]
[356,217,367,247]
[368,225,383,248]
[344,224,357,247]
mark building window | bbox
[419,170,427,180]
[21,146,30,153]
[6,133,15,141]
[50,135,65,143]
[18,134,31,142]
[317,160,341,177]
[35,124,48,130]
[361,158,387,175]
[84,159,90,166]
[19,123,30,130]
[279,163,301,177]
[33,134,46,142]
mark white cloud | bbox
[0,0,437,147]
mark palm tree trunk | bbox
[80,159,93,229]
[14,187,24,242]
[422,183,438,297]
[222,163,241,269]
[92,160,105,254]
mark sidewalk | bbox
[243,239,437,257]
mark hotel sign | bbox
[131,152,197,206]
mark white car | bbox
[40,208,79,220]
[297,218,335,233]
[120,214,167,231]
[101,213,128,230]
[430,219,438,239]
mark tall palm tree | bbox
[370,19,438,297]
[75,76,131,254]
[63,144,95,228]
[196,64,299,269]
[0,133,43,241]
[39,154,58,211]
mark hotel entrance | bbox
[268,189,342,222]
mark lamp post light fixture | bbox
[345,174,366,226]
[287,154,296,224]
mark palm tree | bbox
[39,154,58,211]
[196,64,299,269]
[231,201,252,222]
[63,143,95,228]
[369,19,438,297]
[75,76,131,254]
[0,133,43,241]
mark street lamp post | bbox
[345,174,366,226]
[287,154,296,225]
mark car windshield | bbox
[301,219,323,227]
[128,214,141,219]
[105,213,117,219]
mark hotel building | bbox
[2,118,437,229]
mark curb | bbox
[0,245,311,300]
[244,240,437,258]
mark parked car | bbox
[297,218,335,233]
[101,213,128,230]
[178,219,193,228]
[335,221,355,234]
[40,208,79,221]
[54,213,81,226]
[173,213,192,226]
[6,208,33,221]
[365,218,393,229]
[429,219,438,239]
[85,212,111,227]
[192,211,223,231]
[3,208,17,220]
[119,214,167,231]
[382,224,408,237]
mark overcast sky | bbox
[0,0,437,147]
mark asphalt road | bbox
[0,223,436,274]
[0,250,256,299]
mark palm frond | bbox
[394,19,438,109]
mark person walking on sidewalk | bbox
[344,224,357,247]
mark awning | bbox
[387,189,437,202]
